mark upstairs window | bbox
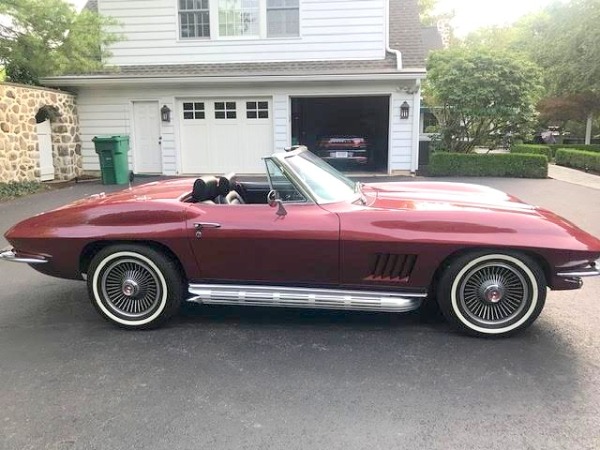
[179,0,211,39]
[267,0,299,37]
[219,0,260,37]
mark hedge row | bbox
[548,144,600,154]
[511,144,553,160]
[513,144,600,159]
[429,153,548,178]
[555,149,600,173]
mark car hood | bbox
[364,181,536,213]
[354,181,600,254]
[59,178,195,209]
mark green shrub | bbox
[429,153,548,178]
[555,149,600,173]
[0,181,46,200]
[511,144,553,160]
[548,144,600,155]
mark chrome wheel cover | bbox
[100,257,163,319]
[457,262,530,328]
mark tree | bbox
[464,1,600,144]
[0,0,119,85]
[425,47,542,152]
[537,92,600,142]
[525,0,600,144]
[418,0,438,26]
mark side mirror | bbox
[267,190,287,217]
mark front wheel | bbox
[437,252,547,337]
[87,244,183,329]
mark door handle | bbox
[194,222,221,238]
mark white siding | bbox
[389,91,415,173]
[272,94,290,153]
[100,0,386,65]
[77,81,417,175]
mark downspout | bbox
[385,0,403,175]
[585,112,593,145]
[411,79,422,174]
[385,0,402,70]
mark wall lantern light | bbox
[161,105,171,123]
[400,101,410,120]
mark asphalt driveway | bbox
[0,177,599,450]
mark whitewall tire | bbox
[437,252,547,337]
[87,244,183,329]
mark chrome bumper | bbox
[557,260,600,278]
[0,247,48,264]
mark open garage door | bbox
[291,96,389,172]
[179,98,273,174]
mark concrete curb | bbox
[548,164,600,191]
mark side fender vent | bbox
[369,253,417,282]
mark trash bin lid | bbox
[92,136,129,142]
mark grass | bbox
[0,181,49,201]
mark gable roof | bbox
[389,0,426,68]
[51,0,425,84]
[83,0,98,12]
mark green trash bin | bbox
[92,136,130,185]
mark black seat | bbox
[225,190,245,205]
[215,176,230,204]
[192,177,218,203]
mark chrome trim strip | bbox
[557,270,600,277]
[188,284,425,313]
[557,260,600,278]
[0,248,48,264]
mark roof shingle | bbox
[389,0,426,68]
[78,53,402,78]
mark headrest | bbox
[192,176,218,202]
[216,176,230,196]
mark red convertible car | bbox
[2,147,599,337]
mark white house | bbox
[43,0,426,176]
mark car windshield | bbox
[283,151,357,203]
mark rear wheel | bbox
[437,252,546,337]
[87,244,183,329]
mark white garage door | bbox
[179,98,273,174]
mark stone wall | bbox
[0,82,82,183]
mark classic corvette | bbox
[2,147,599,337]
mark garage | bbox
[291,96,390,172]
[179,98,273,174]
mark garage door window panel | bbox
[183,102,206,120]
[179,0,210,39]
[215,102,237,119]
[246,101,269,119]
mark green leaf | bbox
[0,0,121,84]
